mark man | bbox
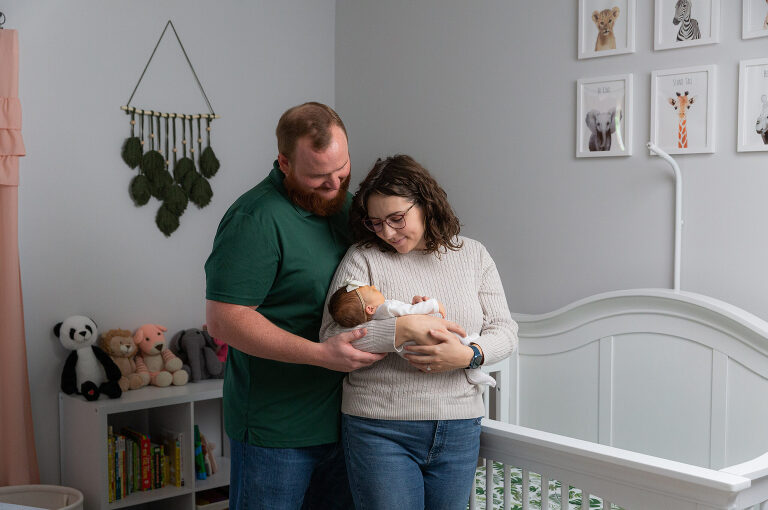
[205,102,461,509]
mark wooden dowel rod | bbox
[120,106,220,119]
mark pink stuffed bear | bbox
[134,324,189,387]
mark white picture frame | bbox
[742,0,768,39]
[576,74,633,158]
[737,58,768,152]
[650,65,717,155]
[654,0,720,50]
[578,0,636,59]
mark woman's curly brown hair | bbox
[349,155,462,254]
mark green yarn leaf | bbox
[173,157,194,183]
[121,137,142,169]
[199,147,220,178]
[181,168,198,195]
[164,184,189,216]
[189,175,213,208]
[143,164,161,183]
[155,204,180,237]
[149,168,174,201]
[141,150,165,173]
[129,175,151,206]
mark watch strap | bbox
[467,343,483,369]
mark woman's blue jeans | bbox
[228,437,353,510]
[342,414,482,510]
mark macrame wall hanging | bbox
[120,20,220,237]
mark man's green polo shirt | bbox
[205,161,352,447]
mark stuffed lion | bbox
[99,329,148,391]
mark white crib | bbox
[473,288,768,510]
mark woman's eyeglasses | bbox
[363,203,415,233]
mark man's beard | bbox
[284,171,350,216]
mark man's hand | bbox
[319,328,387,372]
[395,315,466,347]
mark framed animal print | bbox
[654,0,720,50]
[576,74,633,158]
[578,0,636,59]
[737,58,768,152]
[650,65,717,155]
[742,0,768,39]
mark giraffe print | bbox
[668,91,695,149]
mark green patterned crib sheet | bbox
[472,462,625,510]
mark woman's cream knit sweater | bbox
[320,236,518,420]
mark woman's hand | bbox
[402,329,474,373]
[395,315,465,347]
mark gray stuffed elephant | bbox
[169,328,224,382]
[586,108,619,152]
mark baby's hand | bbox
[411,296,446,318]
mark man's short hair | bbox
[276,102,347,162]
[328,286,367,328]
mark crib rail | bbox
[723,453,768,509]
[473,418,759,510]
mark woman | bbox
[319,154,517,509]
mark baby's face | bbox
[359,285,386,309]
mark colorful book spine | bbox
[121,435,128,499]
[132,440,140,493]
[178,431,184,487]
[160,430,183,488]
[160,448,166,487]
[171,434,182,487]
[115,434,123,500]
[107,427,115,503]
[122,428,151,491]
[125,437,132,496]
[159,427,186,487]
[194,425,206,480]
[150,443,160,489]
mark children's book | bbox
[122,428,151,491]
[107,427,115,503]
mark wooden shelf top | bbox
[59,379,224,413]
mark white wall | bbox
[335,0,768,318]
[7,0,336,484]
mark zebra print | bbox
[673,0,701,41]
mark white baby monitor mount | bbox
[647,142,682,292]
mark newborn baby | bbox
[328,279,495,387]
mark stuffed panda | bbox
[54,315,122,401]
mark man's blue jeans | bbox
[228,437,353,510]
[342,414,482,510]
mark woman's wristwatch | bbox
[467,343,484,369]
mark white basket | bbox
[0,485,83,510]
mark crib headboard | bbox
[489,288,768,471]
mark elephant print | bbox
[586,108,621,151]
[756,94,768,145]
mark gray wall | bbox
[7,0,336,484]
[335,0,768,317]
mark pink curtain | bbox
[0,28,39,486]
